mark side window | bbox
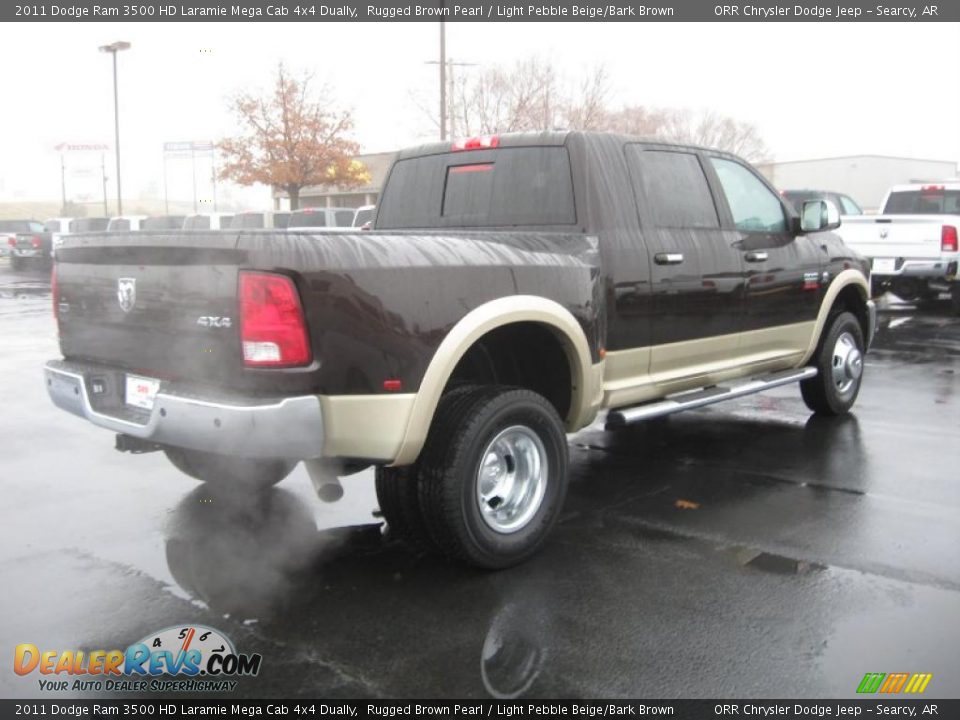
[839,195,862,215]
[626,147,719,228]
[710,158,787,233]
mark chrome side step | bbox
[605,367,818,427]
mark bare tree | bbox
[562,64,612,131]
[596,105,771,162]
[451,57,559,135]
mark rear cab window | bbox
[377,146,576,229]
[884,188,960,214]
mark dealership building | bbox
[757,155,959,213]
[272,151,397,211]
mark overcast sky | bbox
[1,21,958,209]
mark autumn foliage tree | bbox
[218,64,368,210]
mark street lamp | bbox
[99,41,131,215]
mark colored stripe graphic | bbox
[857,672,932,694]
[857,673,885,694]
[879,673,909,693]
[904,674,933,694]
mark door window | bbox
[627,148,720,228]
[710,158,787,233]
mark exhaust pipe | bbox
[305,459,345,503]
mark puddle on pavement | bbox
[737,548,826,575]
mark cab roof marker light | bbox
[451,135,500,152]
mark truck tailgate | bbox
[840,215,948,259]
[54,231,247,387]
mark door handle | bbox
[744,251,768,263]
[654,253,684,265]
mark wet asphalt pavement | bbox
[1,260,958,700]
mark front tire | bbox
[164,447,295,491]
[417,386,569,569]
[800,311,865,416]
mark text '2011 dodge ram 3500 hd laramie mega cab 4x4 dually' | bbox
[45,132,876,568]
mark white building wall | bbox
[757,156,958,213]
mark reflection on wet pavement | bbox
[1,267,958,698]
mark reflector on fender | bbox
[238,272,312,367]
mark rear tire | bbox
[164,447,294,491]
[417,386,569,569]
[800,311,865,416]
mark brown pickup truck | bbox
[45,131,876,568]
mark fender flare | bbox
[391,295,601,466]
[800,268,870,365]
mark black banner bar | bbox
[1,699,956,719]
[4,1,957,23]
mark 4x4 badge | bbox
[117,278,136,313]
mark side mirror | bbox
[800,199,841,233]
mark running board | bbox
[605,367,818,427]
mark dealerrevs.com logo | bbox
[14,624,262,693]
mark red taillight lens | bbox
[942,225,958,253]
[238,272,311,367]
[6,237,15,247]
[451,135,499,152]
[51,265,59,324]
[30,235,43,249]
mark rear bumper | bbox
[44,359,325,460]
[871,257,958,279]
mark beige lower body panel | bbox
[320,394,416,462]
[602,321,815,410]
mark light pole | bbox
[99,41,131,216]
[439,21,446,141]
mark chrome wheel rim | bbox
[831,331,863,398]
[476,425,548,534]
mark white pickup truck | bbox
[838,182,959,312]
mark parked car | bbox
[352,204,376,229]
[287,207,356,231]
[3,219,52,270]
[836,182,960,309]
[781,189,863,217]
[107,215,149,232]
[44,131,875,569]
[182,213,235,230]
[43,218,75,258]
[228,211,291,230]
[141,215,186,231]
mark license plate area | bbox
[125,374,161,410]
[872,258,897,274]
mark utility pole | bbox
[439,21,446,141]
[101,154,108,216]
[99,41,131,215]
[59,154,67,212]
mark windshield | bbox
[0,220,42,233]
[141,215,186,230]
[884,189,960,215]
[288,210,328,228]
[69,218,110,232]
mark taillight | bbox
[51,265,59,324]
[238,271,311,367]
[942,225,958,253]
[30,235,43,249]
[6,237,14,247]
[451,135,499,152]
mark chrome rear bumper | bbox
[44,359,325,459]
